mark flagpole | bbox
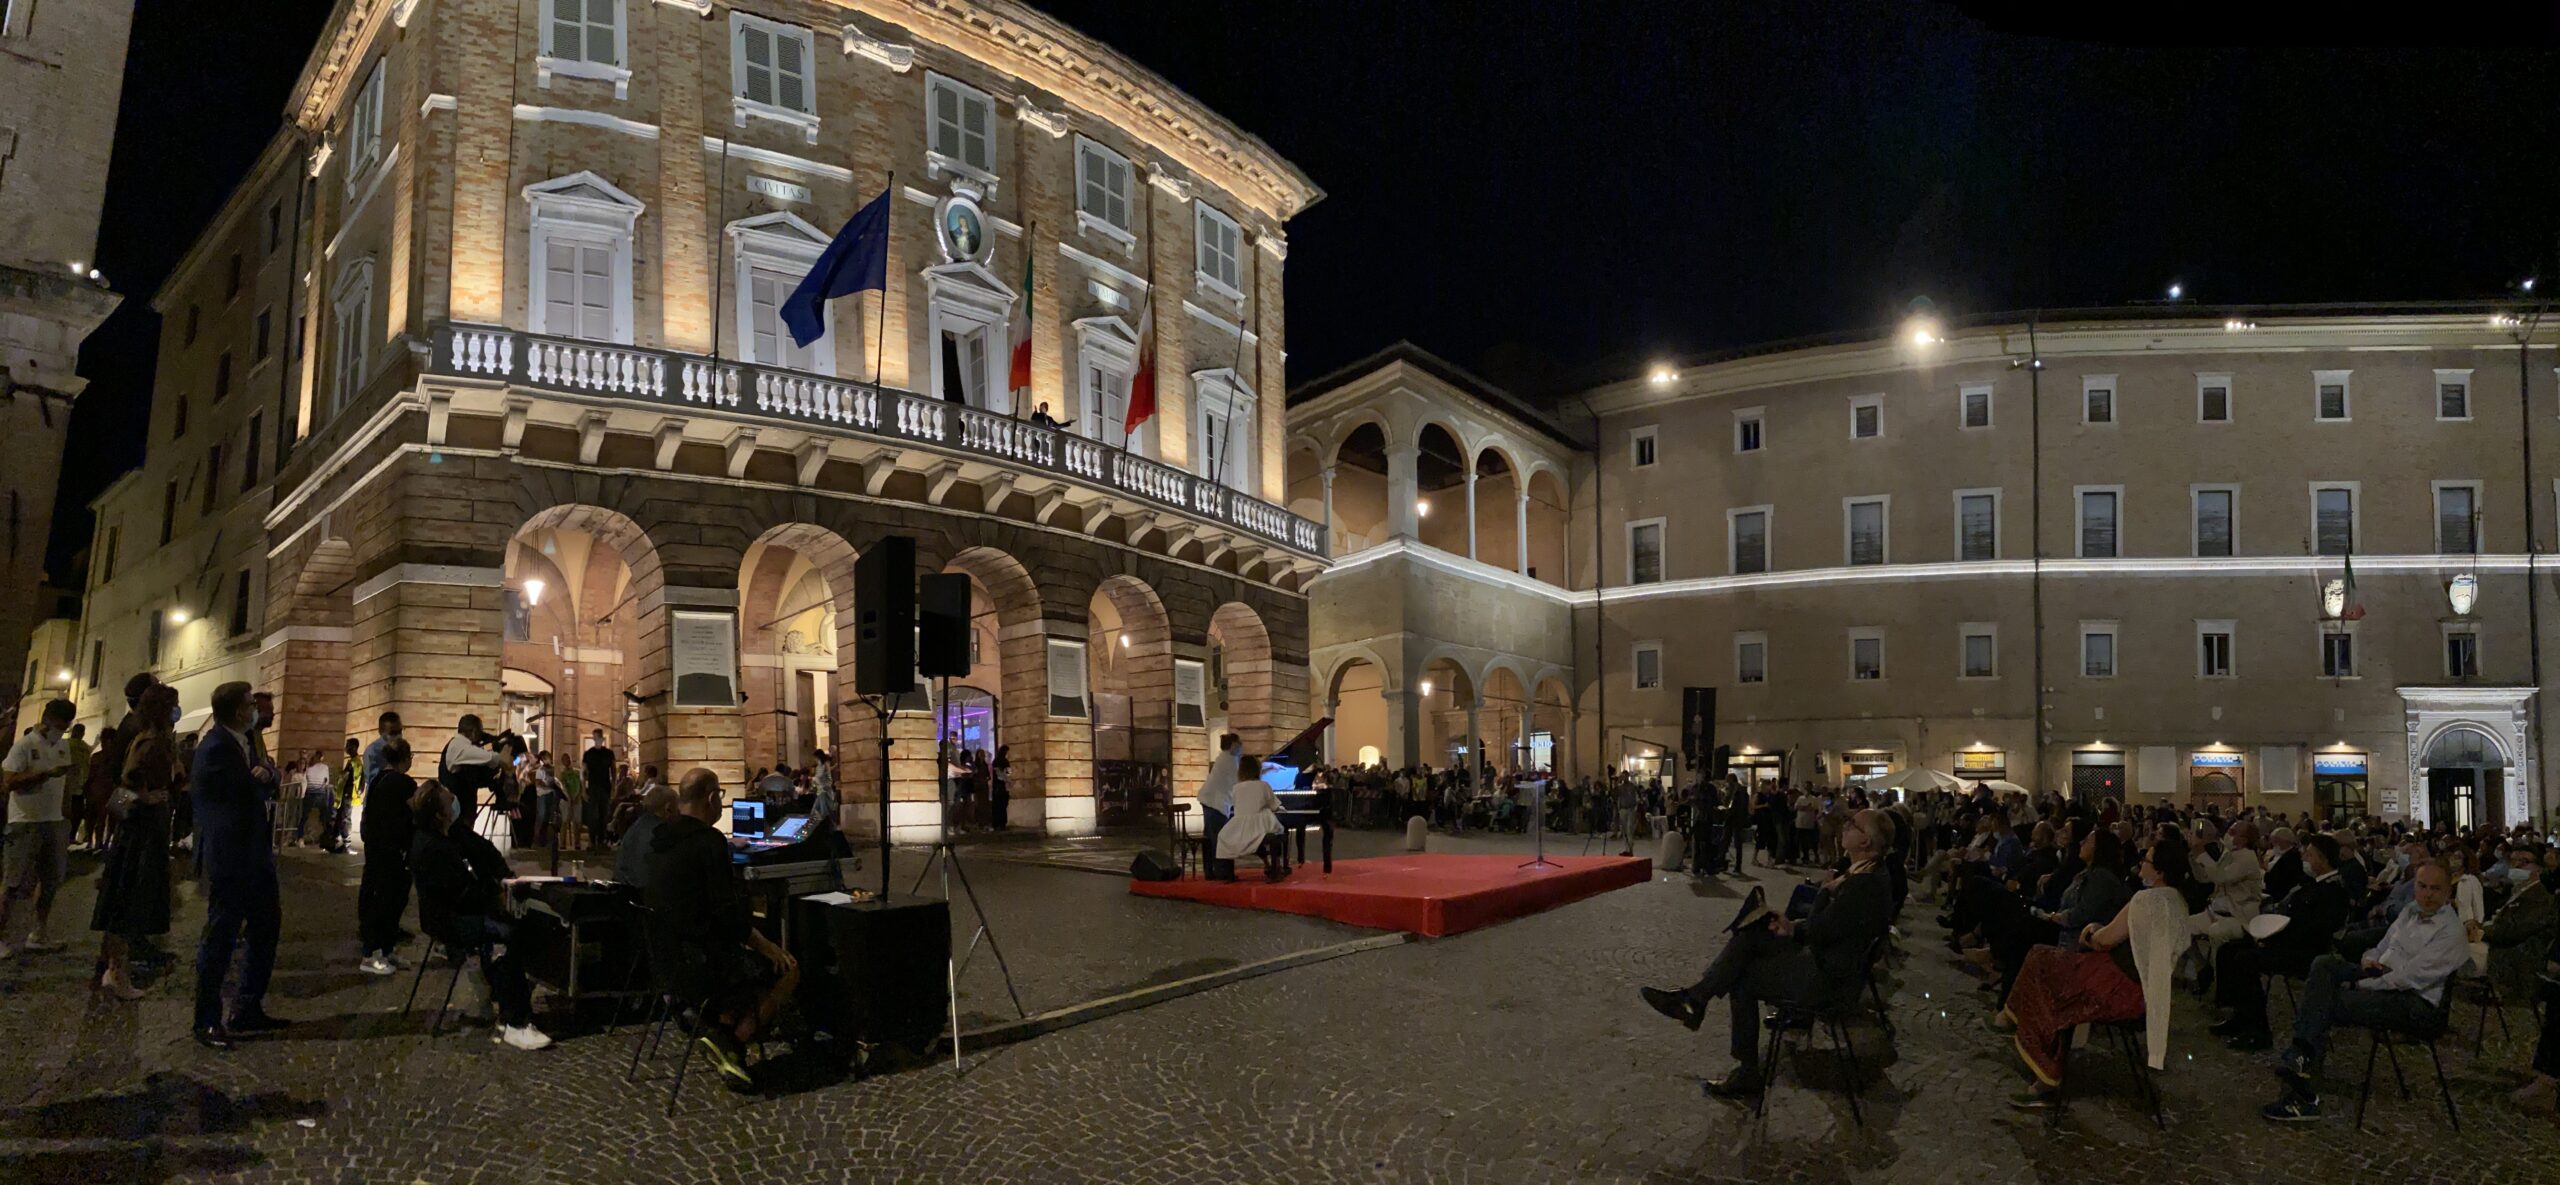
[872,170,896,388]
[1210,232,1255,489]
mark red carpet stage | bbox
[1128,854,1655,937]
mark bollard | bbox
[1656,829,1685,871]
[1405,816,1428,852]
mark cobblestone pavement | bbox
[0,829,2553,1184]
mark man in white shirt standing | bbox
[0,699,78,956]
[1197,733,1241,882]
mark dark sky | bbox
[59,0,2560,583]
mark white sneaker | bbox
[19,936,60,953]
[360,954,397,977]
[497,1023,554,1051]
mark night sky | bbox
[57,0,2560,583]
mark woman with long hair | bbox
[90,684,180,999]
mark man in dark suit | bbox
[190,681,287,1050]
[1639,808,1896,1095]
[581,729,616,846]
[2213,831,2353,1051]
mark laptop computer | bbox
[765,813,812,843]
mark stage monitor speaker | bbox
[854,536,916,696]
[1130,850,1182,882]
[916,572,972,678]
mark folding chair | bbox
[2350,991,2459,1132]
[2047,1017,2166,1131]
[400,935,476,1037]
[1752,936,1893,1131]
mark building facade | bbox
[73,134,313,738]
[73,0,1324,840]
[1294,311,2560,832]
[0,0,133,726]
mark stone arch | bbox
[1411,420,1470,554]
[1322,650,1390,769]
[1323,407,1395,459]
[1089,573,1176,826]
[737,522,861,789]
[510,503,691,782]
[943,544,1052,830]
[1208,601,1277,756]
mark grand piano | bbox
[1261,717,1336,873]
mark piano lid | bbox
[1266,717,1334,766]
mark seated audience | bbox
[2211,832,2353,1050]
[1995,838,2197,1107]
[2259,861,2469,1122]
[2484,855,2558,1001]
[409,780,554,1050]
[1636,808,1894,1097]
[645,768,800,1089]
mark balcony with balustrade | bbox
[426,322,1327,568]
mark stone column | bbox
[347,569,506,756]
[1320,465,1337,557]
[1465,697,1484,792]
[1386,446,1419,540]
[1465,468,1479,562]
[1515,487,1531,575]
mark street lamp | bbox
[522,577,545,607]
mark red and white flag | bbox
[1006,243,1034,413]
[1122,300,1156,438]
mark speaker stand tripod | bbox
[908,674,1026,1070]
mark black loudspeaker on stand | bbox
[917,573,971,679]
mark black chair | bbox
[2046,1017,2166,1130]
[400,934,476,1037]
[2465,969,2513,1055]
[2348,989,2459,1131]
[1752,936,1893,1130]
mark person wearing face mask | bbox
[2483,854,2558,1002]
[2260,861,2469,1122]
[2510,890,2560,1115]
[407,778,553,1050]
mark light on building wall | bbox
[68,261,85,276]
[522,577,545,607]
[2521,277,2538,293]
[1415,500,1430,518]
[1118,632,1130,649]
[167,609,189,624]
[2223,318,2257,332]
[2321,579,2347,619]
[1419,679,1434,697]
[1905,318,1941,347]
[1647,364,1677,386]
[55,669,72,684]
[2166,281,2184,300]
[2448,573,2478,616]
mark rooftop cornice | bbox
[1588,307,2560,416]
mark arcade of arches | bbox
[258,457,1308,841]
[1322,650,1578,782]
[1286,421,1569,581]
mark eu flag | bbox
[781,186,891,348]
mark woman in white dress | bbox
[1214,755,1288,881]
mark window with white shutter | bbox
[731,14,817,137]
[1076,137,1134,239]
[927,73,996,179]
[524,172,642,345]
[1195,203,1243,296]
[342,61,385,197]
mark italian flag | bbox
[1123,300,1156,438]
[1007,245,1034,413]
